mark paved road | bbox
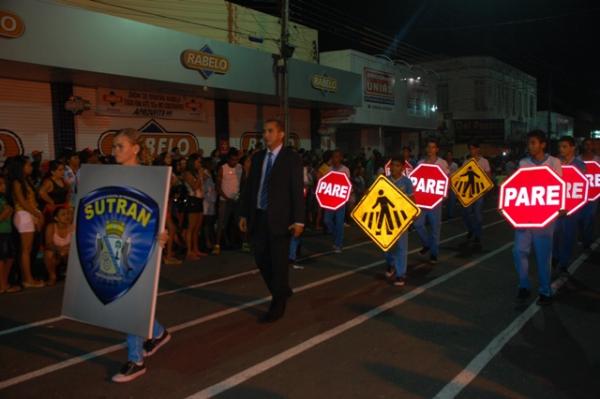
[0,200,598,399]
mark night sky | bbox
[235,0,600,135]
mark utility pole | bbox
[280,0,290,144]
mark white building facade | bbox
[422,56,537,156]
[319,50,440,156]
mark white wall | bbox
[422,56,538,142]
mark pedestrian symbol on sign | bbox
[450,159,494,207]
[351,176,421,251]
[361,190,410,236]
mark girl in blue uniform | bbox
[110,128,171,383]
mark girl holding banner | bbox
[109,129,171,383]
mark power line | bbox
[87,0,282,43]
[418,7,600,32]
[292,0,439,61]
[289,1,439,63]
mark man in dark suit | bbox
[239,119,305,323]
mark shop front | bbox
[0,0,361,159]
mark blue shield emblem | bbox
[76,186,160,305]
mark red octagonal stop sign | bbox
[584,160,600,201]
[315,170,352,211]
[562,165,589,215]
[499,166,566,228]
[409,164,449,209]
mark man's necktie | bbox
[259,152,273,209]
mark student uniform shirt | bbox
[418,157,450,175]
[562,157,586,172]
[463,156,491,174]
[392,175,414,196]
[331,164,351,178]
[519,154,562,176]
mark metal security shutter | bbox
[0,78,54,159]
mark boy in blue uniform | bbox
[554,136,586,276]
[384,157,414,287]
[323,149,351,253]
[514,130,562,307]
[414,138,449,264]
[461,141,492,251]
[577,138,599,249]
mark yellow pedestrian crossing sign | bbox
[450,158,494,207]
[351,175,421,252]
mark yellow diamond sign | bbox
[351,175,421,251]
[450,158,494,207]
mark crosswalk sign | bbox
[450,158,494,207]
[351,175,421,251]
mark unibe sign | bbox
[499,166,566,228]
[315,171,352,211]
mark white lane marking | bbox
[185,243,514,399]
[432,239,600,399]
[0,317,67,338]
[0,208,499,338]
[0,219,506,390]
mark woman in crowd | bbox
[201,157,217,252]
[0,175,20,293]
[156,152,182,265]
[38,160,70,223]
[182,153,206,260]
[7,156,44,288]
[63,151,80,207]
[43,206,73,286]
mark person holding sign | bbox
[461,141,491,250]
[323,150,351,253]
[554,136,586,276]
[414,138,449,264]
[577,138,600,249]
[110,129,171,383]
[239,119,304,323]
[384,157,414,287]
[513,130,562,307]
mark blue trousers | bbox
[289,236,301,261]
[513,223,554,297]
[462,197,484,240]
[324,205,346,248]
[554,215,579,270]
[414,205,442,257]
[578,200,598,248]
[385,233,408,277]
[127,320,164,363]
[446,190,457,218]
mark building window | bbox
[529,95,535,118]
[474,80,486,111]
[437,83,449,112]
[511,88,516,116]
